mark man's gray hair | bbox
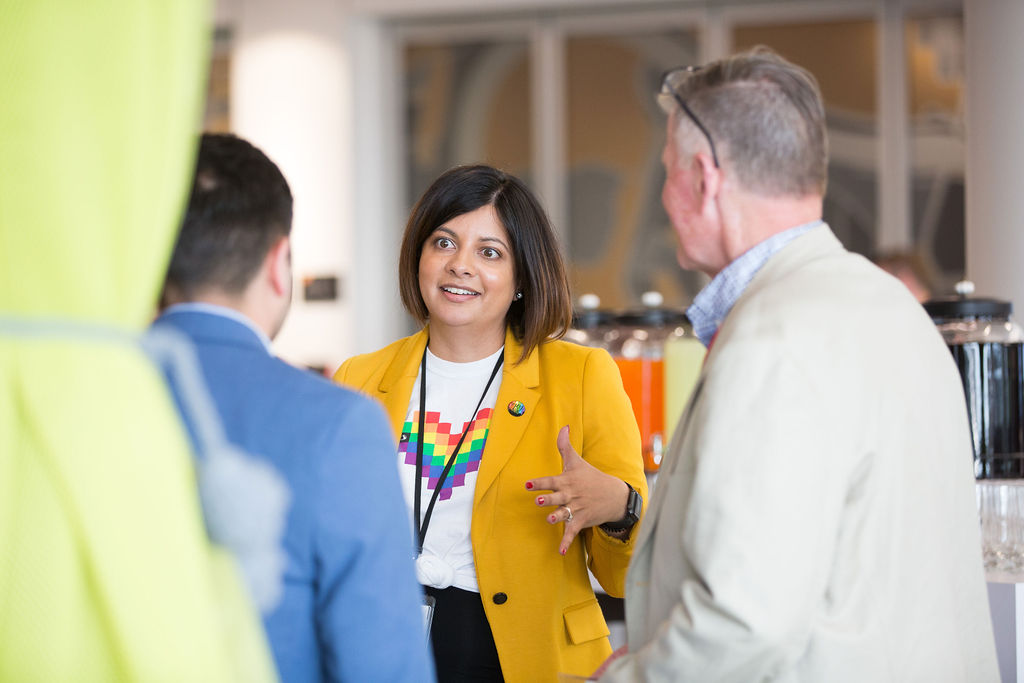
[666,46,828,197]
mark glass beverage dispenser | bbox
[923,285,1024,479]
[663,316,704,448]
[607,292,687,473]
[565,293,612,348]
[924,282,1024,581]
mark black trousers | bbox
[424,585,504,682]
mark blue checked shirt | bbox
[686,220,823,347]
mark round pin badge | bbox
[507,400,526,417]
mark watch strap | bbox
[600,481,641,532]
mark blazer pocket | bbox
[562,598,610,645]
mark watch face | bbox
[599,483,643,533]
[627,487,641,521]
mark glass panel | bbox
[404,40,532,211]
[566,30,702,310]
[733,20,879,259]
[906,13,965,294]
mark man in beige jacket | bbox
[600,47,998,682]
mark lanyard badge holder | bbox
[422,594,436,642]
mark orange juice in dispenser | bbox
[607,292,685,472]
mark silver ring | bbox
[563,505,573,523]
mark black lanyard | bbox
[413,345,504,557]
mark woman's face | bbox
[418,204,517,343]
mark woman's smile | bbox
[439,284,480,299]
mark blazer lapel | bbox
[474,329,540,505]
[376,328,429,439]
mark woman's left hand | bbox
[525,425,630,555]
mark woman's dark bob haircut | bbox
[399,164,572,364]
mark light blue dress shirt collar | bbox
[686,220,824,347]
[161,301,275,353]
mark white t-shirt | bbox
[398,346,503,593]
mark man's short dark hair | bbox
[165,133,293,298]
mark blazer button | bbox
[492,592,508,605]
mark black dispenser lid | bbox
[923,280,1013,320]
[615,308,689,328]
[571,293,612,330]
[923,298,1012,320]
[572,309,614,329]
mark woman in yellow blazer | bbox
[334,165,647,683]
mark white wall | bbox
[965,0,1024,311]
[229,0,352,371]
[967,5,1024,679]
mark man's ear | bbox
[694,151,721,214]
[267,235,291,296]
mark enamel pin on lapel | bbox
[507,400,526,417]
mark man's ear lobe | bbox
[268,236,291,296]
[695,152,719,190]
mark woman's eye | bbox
[435,237,455,249]
[480,247,500,259]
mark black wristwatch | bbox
[600,481,642,533]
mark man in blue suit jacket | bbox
[154,133,434,682]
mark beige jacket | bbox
[604,225,998,682]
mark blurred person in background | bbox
[155,133,434,683]
[598,47,997,682]
[335,164,647,682]
[873,249,935,303]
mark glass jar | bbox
[976,479,1024,582]
[663,316,704,449]
[924,282,1024,479]
[926,282,1024,581]
[607,292,687,473]
[565,293,612,348]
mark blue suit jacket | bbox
[153,308,435,683]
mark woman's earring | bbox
[515,291,523,300]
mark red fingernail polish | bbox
[537,497,545,505]
[560,548,566,556]
[525,482,534,490]
[549,515,556,523]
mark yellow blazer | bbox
[334,327,646,682]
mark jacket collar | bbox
[477,328,541,504]
[153,307,271,355]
